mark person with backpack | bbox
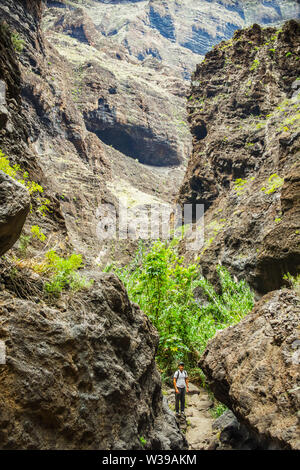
[173,362,189,417]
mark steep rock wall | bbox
[0,0,115,261]
[0,0,186,450]
[180,18,300,450]
[179,20,300,294]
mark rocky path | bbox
[165,383,216,450]
[165,381,265,450]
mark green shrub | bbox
[250,59,260,71]
[261,174,284,194]
[18,234,31,256]
[30,225,46,242]
[11,31,25,53]
[139,436,147,447]
[113,240,254,372]
[39,250,93,295]
[233,178,247,195]
[283,272,300,295]
[210,402,228,419]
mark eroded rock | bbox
[199,289,300,449]
[0,273,186,450]
[179,20,300,294]
[0,172,30,256]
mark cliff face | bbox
[179,19,300,449]
[67,0,300,78]
[179,20,300,295]
[0,0,299,451]
[0,0,186,450]
[38,0,299,262]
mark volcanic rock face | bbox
[0,271,186,449]
[0,0,116,261]
[0,172,30,256]
[43,4,191,169]
[0,0,186,450]
[179,20,300,294]
[199,289,300,449]
[179,18,300,450]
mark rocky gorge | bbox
[0,0,299,452]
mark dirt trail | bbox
[165,383,216,450]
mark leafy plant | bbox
[139,436,147,447]
[18,234,31,256]
[261,174,284,194]
[210,402,228,419]
[37,197,51,217]
[36,250,93,296]
[113,240,254,372]
[283,272,300,295]
[30,225,46,242]
[233,178,247,195]
[250,59,260,71]
[11,31,25,53]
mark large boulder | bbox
[0,171,30,256]
[199,289,300,449]
[0,272,186,450]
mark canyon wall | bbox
[179,20,300,295]
[179,19,300,449]
[0,0,186,450]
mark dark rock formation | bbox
[0,0,186,450]
[210,409,263,450]
[0,271,186,449]
[178,17,300,450]
[199,289,300,449]
[0,172,30,256]
[179,20,300,294]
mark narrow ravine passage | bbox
[164,383,216,450]
[0,0,299,453]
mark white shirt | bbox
[174,369,187,388]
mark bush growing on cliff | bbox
[11,32,25,53]
[34,250,93,296]
[0,150,51,216]
[112,240,254,372]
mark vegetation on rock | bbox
[111,239,254,373]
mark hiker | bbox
[173,362,189,417]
